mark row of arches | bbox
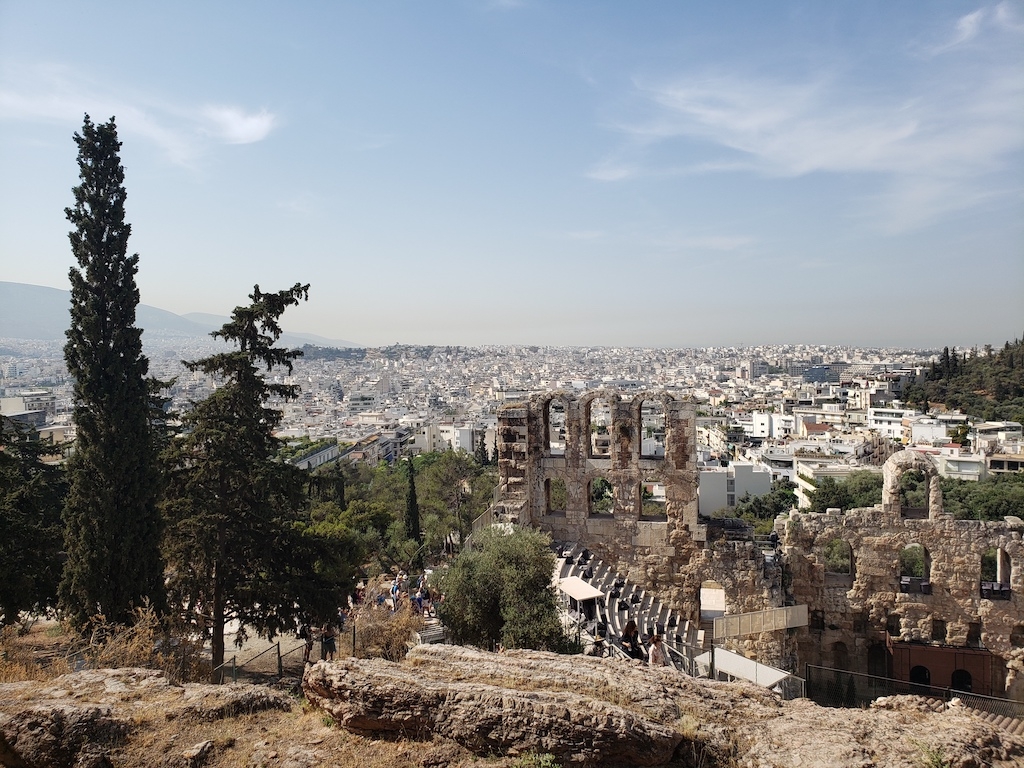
[821,539,1013,596]
[544,395,667,459]
[544,476,667,519]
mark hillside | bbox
[0,281,359,348]
[2,643,1023,767]
[905,339,1024,424]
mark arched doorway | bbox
[909,665,931,691]
[951,669,972,692]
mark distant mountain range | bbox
[0,282,360,348]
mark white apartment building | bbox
[698,461,773,516]
[868,406,919,442]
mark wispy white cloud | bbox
[201,106,275,144]
[588,7,1024,231]
[0,63,277,165]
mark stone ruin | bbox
[489,389,1024,700]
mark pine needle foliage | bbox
[60,115,165,629]
[161,284,341,681]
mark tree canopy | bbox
[0,418,65,625]
[904,338,1024,424]
[60,114,164,629]
[432,525,567,651]
[161,284,346,680]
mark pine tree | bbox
[60,115,164,628]
[161,284,338,680]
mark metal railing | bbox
[805,665,1024,720]
[211,639,307,683]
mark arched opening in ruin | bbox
[868,641,889,677]
[899,543,931,594]
[1011,625,1024,648]
[831,641,850,671]
[545,477,567,516]
[640,399,665,458]
[546,399,566,456]
[639,478,667,520]
[587,396,613,458]
[699,580,726,622]
[898,468,929,519]
[980,547,1011,599]
[824,538,854,582]
[909,665,931,689]
[589,476,615,516]
[951,669,972,692]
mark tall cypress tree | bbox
[60,115,164,628]
[405,457,421,547]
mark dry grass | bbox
[349,603,424,662]
[0,607,208,684]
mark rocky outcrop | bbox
[0,668,291,768]
[303,650,685,766]
[303,644,1024,768]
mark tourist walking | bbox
[648,634,669,667]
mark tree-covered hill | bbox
[905,337,1024,424]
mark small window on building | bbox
[810,610,825,632]
[931,619,946,643]
[852,613,868,634]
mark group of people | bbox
[586,619,670,666]
[387,571,435,616]
[298,620,340,664]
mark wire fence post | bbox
[352,621,356,655]
[276,642,283,677]
[231,656,236,683]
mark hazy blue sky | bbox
[1,1,1021,348]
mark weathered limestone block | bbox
[302,646,695,766]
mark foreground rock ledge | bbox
[302,644,1024,768]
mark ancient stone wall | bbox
[780,449,1024,698]
[493,396,1024,695]
[494,392,784,663]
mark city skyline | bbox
[1,2,1022,348]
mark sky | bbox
[1,1,1022,349]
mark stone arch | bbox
[882,450,943,519]
[637,396,667,458]
[583,392,616,459]
[951,669,972,692]
[543,395,569,457]
[899,543,931,594]
[910,665,931,689]
[831,641,850,671]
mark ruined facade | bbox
[492,391,1024,700]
